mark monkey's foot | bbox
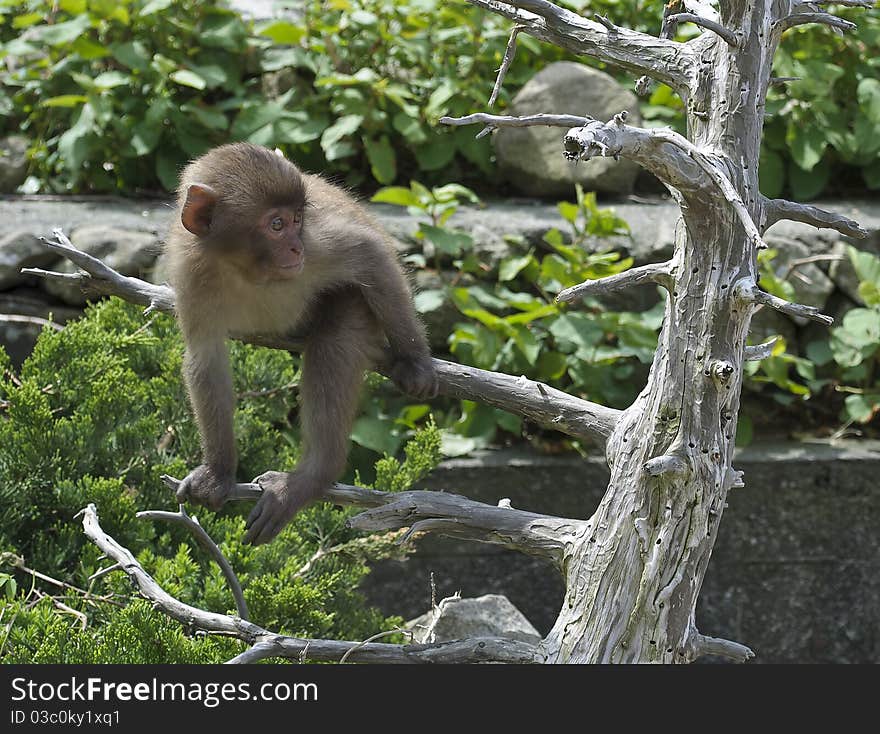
[244,471,325,545]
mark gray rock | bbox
[0,289,80,367]
[43,226,160,305]
[0,136,29,193]
[0,230,57,291]
[406,593,542,645]
[494,63,642,198]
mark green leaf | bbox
[139,0,173,15]
[352,415,402,455]
[857,78,880,124]
[848,245,880,290]
[844,394,879,423]
[180,104,228,132]
[364,136,396,184]
[499,253,534,282]
[199,14,247,51]
[414,289,446,314]
[350,9,379,25]
[42,95,88,108]
[92,71,130,89]
[830,307,880,367]
[261,47,315,73]
[36,15,91,46]
[425,80,455,120]
[371,186,421,207]
[256,20,306,44]
[112,41,150,70]
[320,114,363,152]
[421,225,472,256]
[232,102,286,140]
[70,37,110,60]
[274,115,328,144]
[414,140,455,171]
[558,201,579,225]
[549,313,603,356]
[170,70,207,90]
[787,123,827,172]
[12,12,43,29]
[392,112,427,144]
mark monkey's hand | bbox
[389,353,438,399]
[244,471,325,545]
[176,464,236,510]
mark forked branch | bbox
[80,504,543,664]
[462,0,695,91]
[26,230,620,445]
[160,475,581,565]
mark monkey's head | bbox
[178,143,307,282]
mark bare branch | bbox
[27,231,619,445]
[769,76,801,86]
[441,112,593,137]
[744,337,778,362]
[776,12,857,33]
[736,280,834,326]
[690,632,755,663]
[762,198,869,239]
[556,261,673,303]
[463,0,695,91]
[80,504,543,664]
[564,116,765,251]
[0,314,64,332]
[666,12,740,47]
[489,25,523,107]
[137,507,249,621]
[160,475,582,565]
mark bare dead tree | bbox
[29,0,874,663]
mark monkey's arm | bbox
[354,236,438,398]
[177,336,238,509]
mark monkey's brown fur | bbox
[166,143,436,545]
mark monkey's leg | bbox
[177,336,238,509]
[244,290,381,545]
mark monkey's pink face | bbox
[258,205,305,279]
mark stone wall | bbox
[361,442,880,663]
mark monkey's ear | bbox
[181,183,217,237]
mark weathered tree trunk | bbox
[444,0,868,663]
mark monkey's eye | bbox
[270,217,285,232]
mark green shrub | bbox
[0,298,441,663]
[3,0,876,196]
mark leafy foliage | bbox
[2,0,878,196]
[0,0,572,192]
[0,299,442,663]
[378,182,665,453]
[743,247,880,429]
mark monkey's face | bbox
[250,204,306,280]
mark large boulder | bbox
[0,136,29,193]
[0,230,57,291]
[494,62,642,198]
[406,593,542,645]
